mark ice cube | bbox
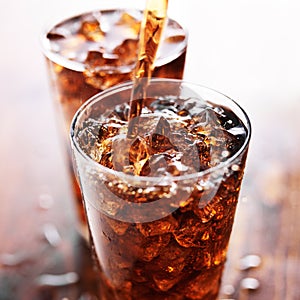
[132,263,149,283]
[150,117,176,153]
[103,215,129,235]
[85,50,119,68]
[111,103,131,121]
[191,250,213,271]
[129,136,150,175]
[141,233,171,262]
[115,226,169,264]
[113,39,139,65]
[189,106,246,168]
[195,201,218,224]
[79,17,105,42]
[149,241,191,291]
[140,153,168,176]
[111,135,131,171]
[154,116,171,136]
[150,96,177,112]
[190,107,220,135]
[136,215,178,237]
[77,121,103,160]
[183,265,223,299]
[173,213,211,248]
[153,274,183,292]
[116,12,141,33]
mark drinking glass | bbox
[70,78,251,299]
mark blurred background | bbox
[1,0,300,299]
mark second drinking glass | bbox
[41,6,188,236]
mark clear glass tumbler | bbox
[70,78,251,299]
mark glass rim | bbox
[39,8,189,73]
[70,78,251,183]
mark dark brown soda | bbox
[79,95,249,300]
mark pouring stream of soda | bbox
[127,0,169,138]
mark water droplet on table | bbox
[38,193,54,210]
[239,254,262,271]
[35,272,79,287]
[222,284,235,296]
[42,223,62,247]
[0,252,28,266]
[240,277,260,290]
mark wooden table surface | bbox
[1,0,300,299]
